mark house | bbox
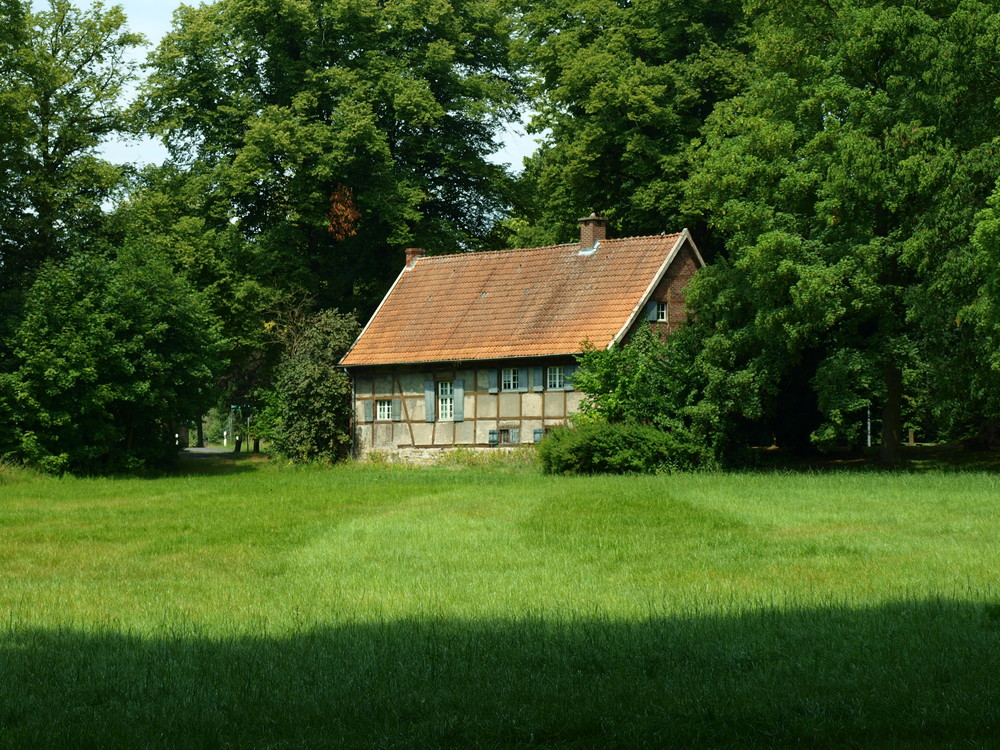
[339,215,705,459]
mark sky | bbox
[32,0,538,170]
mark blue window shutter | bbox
[363,400,374,423]
[534,428,544,443]
[488,369,498,394]
[391,398,402,422]
[646,300,658,321]
[424,379,435,422]
[510,428,520,443]
[517,367,528,392]
[488,429,499,445]
[453,379,465,422]
[532,367,543,392]
[564,364,577,391]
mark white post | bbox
[223,430,228,447]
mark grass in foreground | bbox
[1,456,998,747]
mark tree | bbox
[686,0,1000,464]
[110,162,282,407]
[7,246,222,473]
[0,0,144,294]
[262,308,360,463]
[141,0,524,315]
[510,0,746,245]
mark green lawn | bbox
[2,456,998,747]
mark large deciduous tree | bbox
[0,0,144,294]
[510,0,746,245]
[685,0,1000,464]
[141,0,525,314]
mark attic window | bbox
[656,301,668,322]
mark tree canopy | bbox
[684,0,1000,463]
[510,0,746,245]
[0,0,144,294]
[141,0,525,314]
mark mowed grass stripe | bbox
[2,459,999,747]
[2,463,998,626]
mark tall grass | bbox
[2,458,998,747]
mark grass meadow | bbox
[1,454,999,748]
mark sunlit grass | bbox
[2,457,999,746]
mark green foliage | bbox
[538,421,713,474]
[264,309,360,463]
[0,0,143,293]
[7,247,222,473]
[573,324,688,429]
[684,0,1000,463]
[141,0,525,315]
[511,0,747,243]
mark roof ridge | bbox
[416,233,682,264]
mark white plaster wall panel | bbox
[454,421,475,444]
[433,422,454,445]
[399,372,424,396]
[477,394,497,419]
[393,424,412,446]
[374,423,394,446]
[375,374,393,395]
[410,423,433,445]
[476,421,496,443]
[521,393,543,418]
[499,393,521,419]
[543,392,566,419]
[406,397,425,422]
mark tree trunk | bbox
[253,437,260,453]
[880,361,903,467]
[196,417,205,448]
[234,435,242,453]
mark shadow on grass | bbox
[747,444,1000,473]
[3,600,998,748]
[171,450,273,478]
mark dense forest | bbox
[2,0,1000,472]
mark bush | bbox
[7,247,221,474]
[537,422,714,474]
[263,309,360,463]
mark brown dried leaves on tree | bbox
[327,185,361,241]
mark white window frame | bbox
[547,366,565,390]
[376,399,393,421]
[438,380,454,421]
[656,301,668,322]
[501,368,519,391]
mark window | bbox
[656,301,668,322]
[376,399,392,421]
[501,368,519,390]
[438,380,454,420]
[497,428,520,444]
[547,366,565,390]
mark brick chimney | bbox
[578,213,608,249]
[405,247,425,268]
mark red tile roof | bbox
[341,231,694,367]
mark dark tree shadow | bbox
[2,600,998,748]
